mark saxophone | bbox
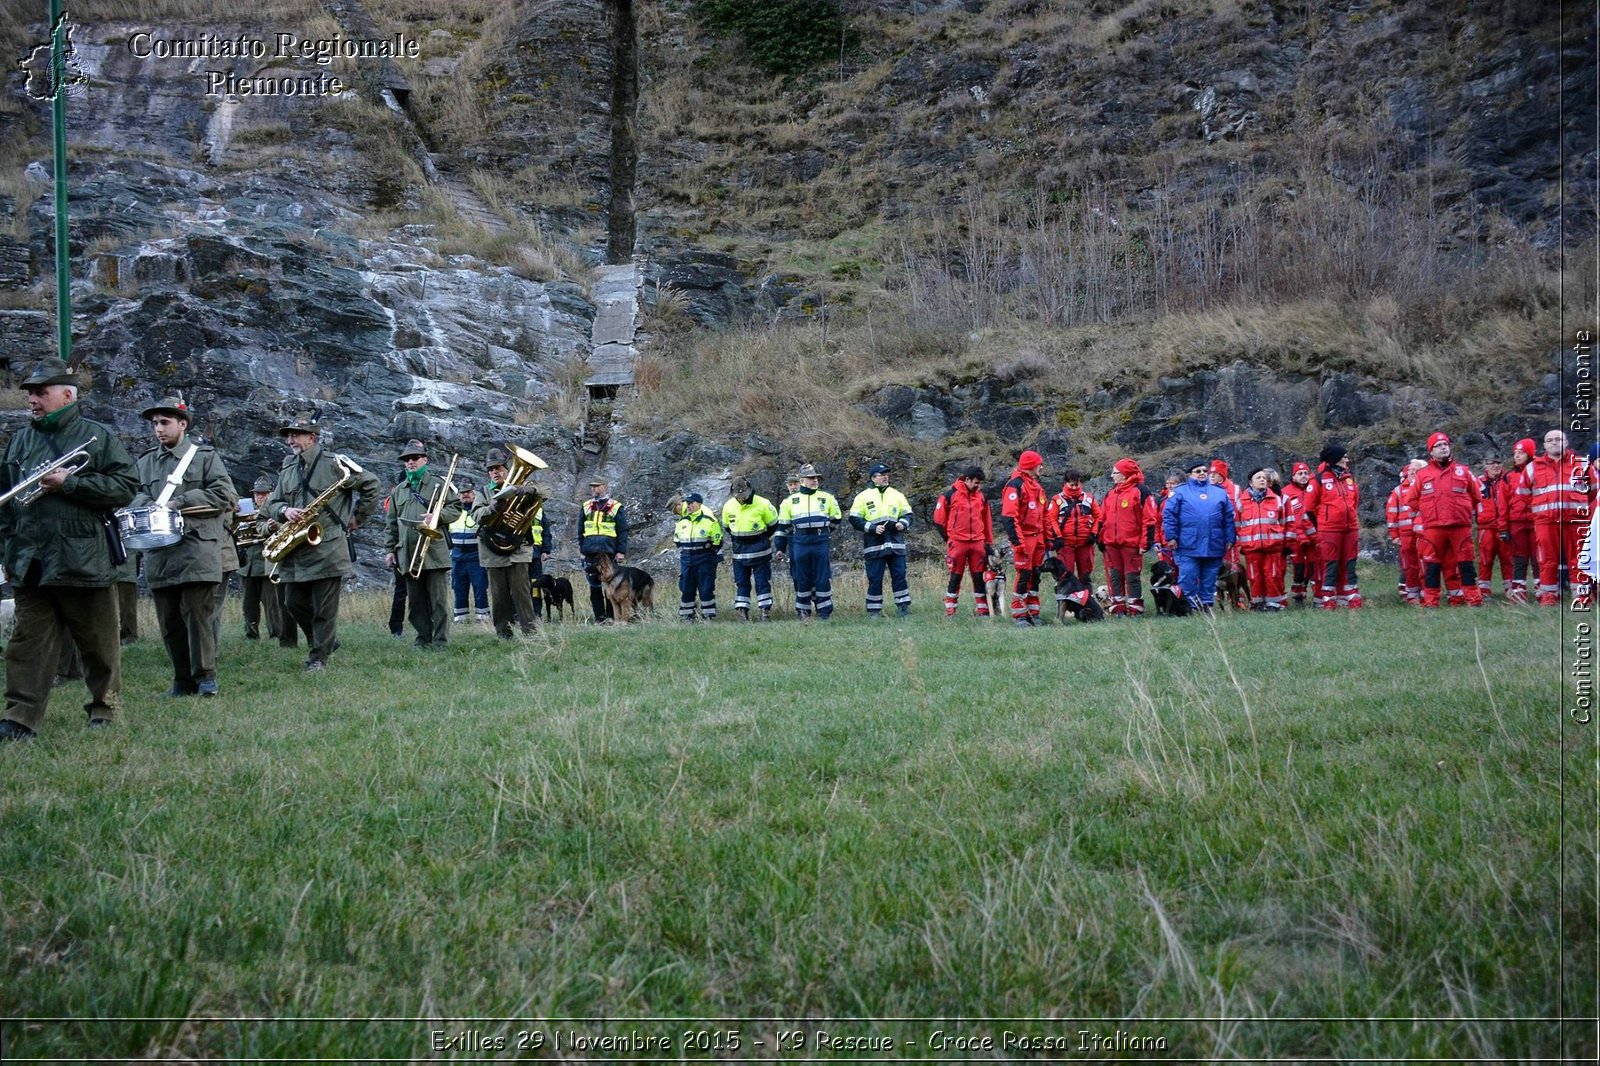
[264,456,362,579]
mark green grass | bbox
[0,567,1591,1061]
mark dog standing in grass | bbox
[595,554,654,623]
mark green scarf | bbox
[405,465,428,492]
[30,400,78,431]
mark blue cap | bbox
[869,463,890,476]
[684,492,703,505]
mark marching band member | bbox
[0,358,137,740]
[130,397,238,696]
[265,413,380,671]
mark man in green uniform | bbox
[130,397,238,697]
[238,476,284,641]
[474,447,541,639]
[384,439,461,647]
[265,414,380,671]
[0,358,138,740]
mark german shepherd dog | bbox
[1149,559,1191,617]
[530,574,575,621]
[1039,556,1106,623]
[595,554,654,623]
[982,550,1006,619]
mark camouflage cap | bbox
[251,475,274,492]
[796,463,820,479]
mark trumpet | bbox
[405,454,459,579]
[0,436,97,509]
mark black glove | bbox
[1498,531,1510,543]
[1049,537,1064,552]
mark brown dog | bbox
[595,554,654,623]
[1215,558,1251,610]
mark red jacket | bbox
[1385,483,1418,541]
[1528,452,1596,528]
[1236,491,1288,551]
[1001,468,1047,541]
[1501,464,1534,528]
[932,479,993,546]
[1047,488,1099,548]
[1405,458,1481,529]
[1475,473,1505,532]
[1101,478,1155,548]
[1281,480,1315,542]
[1306,463,1360,532]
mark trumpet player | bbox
[238,476,285,642]
[265,414,380,672]
[131,397,237,698]
[0,357,138,742]
[384,439,461,648]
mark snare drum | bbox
[115,505,185,550]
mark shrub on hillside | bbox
[694,0,854,75]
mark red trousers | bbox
[1477,529,1511,589]
[1315,528,1360,602]
[1243,550,1286,606]
[946,541,986,574]
[1055,542,1095,583]
[1395,534,1421,597]
[1535,523,1590,599]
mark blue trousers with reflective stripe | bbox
[678,553,718,617]
[451,549,487,613]
[790,539,833,618]
[864,552,909,612]
[731,557,773,610]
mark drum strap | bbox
[153,443,199,508]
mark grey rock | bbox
[909,402,948,441]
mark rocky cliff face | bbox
[0,1,1587,580]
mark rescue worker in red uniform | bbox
[1305,444,1362,608]
[1280,462,1316,604]
[1209,459,1244,568]
[1046,470,1099,585]
[1500,438,1537,603]
[1237,468,1289,610]
[1528,429,1596,606]
[1476,456,1512,599]
[1100,457,1156,616]
[1404,432,1484,607]
[1385,459,1424,604]
[932,465,994,617]
[1000,450,1048,627]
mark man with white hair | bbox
[0,357,138,740]
[1528,429,1596,606]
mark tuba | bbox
[405,454,459,579]
[263,456,362,579]
[479,445,548,555]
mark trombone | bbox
[0,436,97,509]
[404,454,460,580]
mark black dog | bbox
[1149,559,1191,617]
[1039,557,1106,623]
[531,574,576,621]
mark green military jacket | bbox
[265,444,381,582]
[385,469,462,573]
[131,437,238,590]
[471,484,539,568]
[240,531,271,578]
[0,403,137,588]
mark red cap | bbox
[1427,432,1451,452]
[1291,461,1310,475]
[1018,450,1044,471]
[1114,458,1140,477]
[1515,438,1536,459]
[1209,459,1229,478]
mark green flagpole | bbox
[49,0,71,366]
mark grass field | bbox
[0,565,1593,1062]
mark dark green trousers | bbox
[405,567,451,645]
[153,582,221,690]
[488,562,537,637]
[4,585,122,731]
[282,576,342,663]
